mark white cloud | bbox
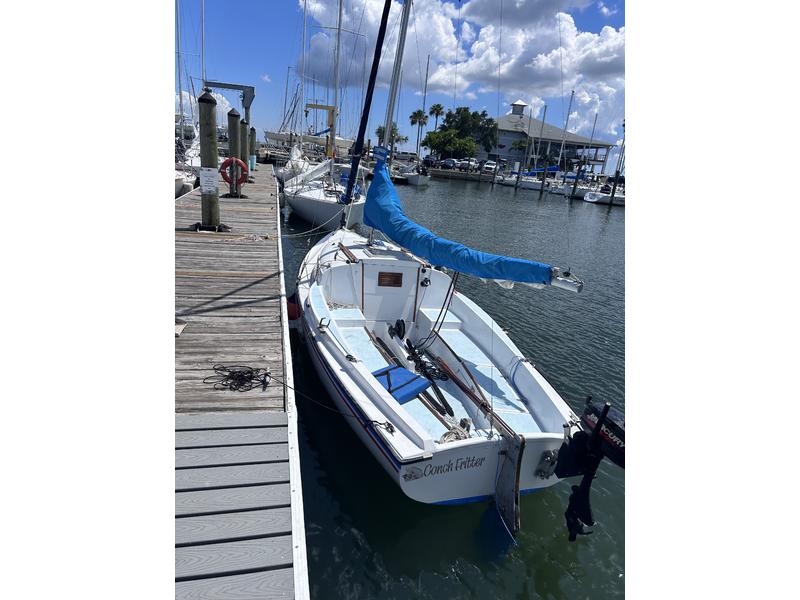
[294,0,623,141]
[175,90,235,125]
[261,74,272,83]
[598,2,618,17]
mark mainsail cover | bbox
[364,161,553,285]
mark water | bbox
[281,178,625,599]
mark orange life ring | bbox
[219,157,249,186]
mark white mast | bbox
[176,0,184,136]
[556,89,574,181]
[416,53,430,158]
[330,0,343,179]
[201,0,205,83]
[382,0,413,146]
[299,0,307,153]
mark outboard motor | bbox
[555,397,625,541]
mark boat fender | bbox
[219,157,249,186]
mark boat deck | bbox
[175,166,308,599]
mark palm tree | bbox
[375,123,408,147]
[410,109,429,157]
[429,103,444,130]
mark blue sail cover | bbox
[364,157,552,285]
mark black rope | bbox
[203,364,394,434]
[203,364,271,392]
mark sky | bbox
[176,0,624,166]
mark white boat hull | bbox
[584,191,625,206]
[405,173,430,186]
[296,229,578,506]
[285,185,365,230]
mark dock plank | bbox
[176,483,291,517]
[176,444,288,468]
[175,568,294,600]
[176,428,287,448]
[176,411,287,430]
[175,536,293,580]
[176,508,292,546]
[176,463,290,491]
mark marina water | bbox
[282,177,625,599]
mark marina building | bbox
[477,100,614,173]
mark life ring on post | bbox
[219,157,249,186]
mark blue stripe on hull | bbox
[433,488,543,506]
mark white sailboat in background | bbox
[276,0,315,185]
[285,0,367,230]
[295,0,624,540]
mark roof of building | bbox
[497,112,614,147]
[511,99,527,106]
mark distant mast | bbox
[416,53,430,159]
[556,89,574,181]
[382,0,413,148]
[176,0,184,134]
[299,0,308,152]
[330,0,343,179]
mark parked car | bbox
[439,158,458,169]
[458,158,478,172]
[423,154,437,167]
[482,160,498,174]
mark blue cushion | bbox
[372,365,431,404]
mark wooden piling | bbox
[227,109,240,195]
[240,119,249,165]
[538,159,548,202]
[198,89,219,227]
[249,126,257,170]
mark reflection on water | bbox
[282,178,624,599]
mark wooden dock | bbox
[175,167,309,599]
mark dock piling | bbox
[227,108,241,196]
[249,127,257,171]
[198,89,220,228]
[538,159,548,201]
[240,120,250,184]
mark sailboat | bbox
[284,0,367,230]
[295,0,624,538]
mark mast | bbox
[299,0,307,153]
[556,89,574,182]
[416,53,430,158]
[176,0,184,136]
[390,69,403,166]
[201,0,205,83]
[572,111,597,197]
[534,104,547,173]
[610,119,625,202]
[516,106,533,190]
[340,0,393,206]
[382,0,413,148]
[331,0,343,180]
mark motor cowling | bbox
[554,397,625,541]
[580,398,625,468]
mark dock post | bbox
[249,126,257,171]
[227,108,241,196]
[198,89,219,228]
[538,159,548,202]
[240,119,249,172]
